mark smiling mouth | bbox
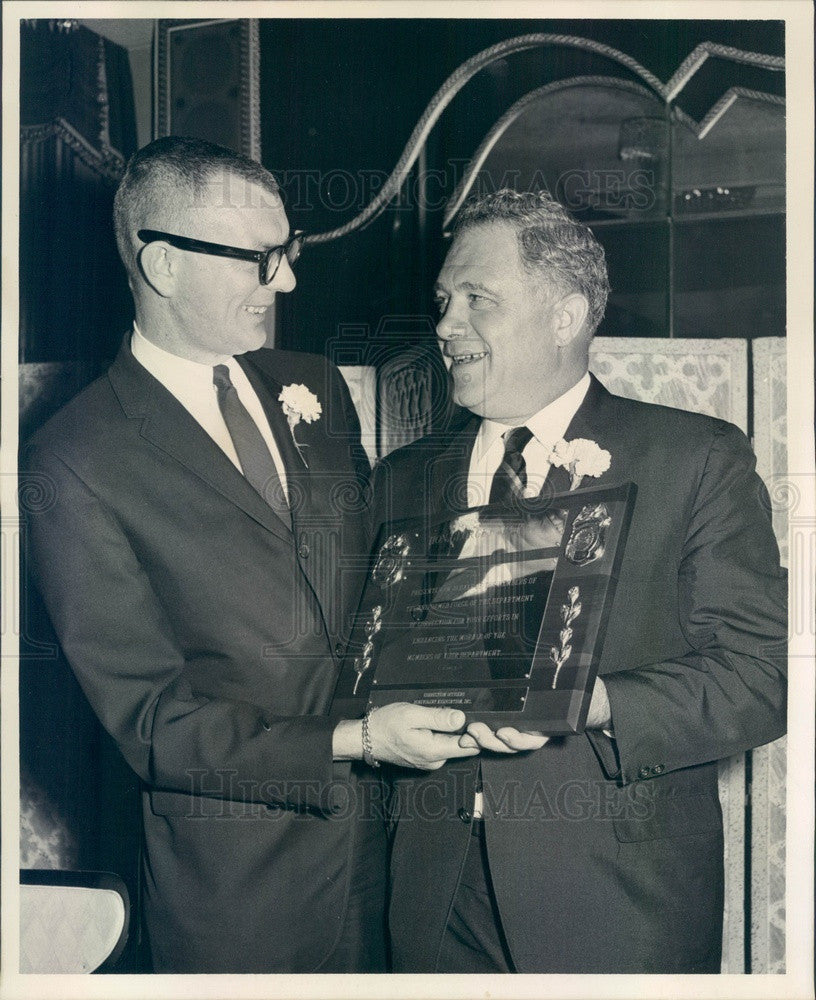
[450,351,488,365]
[244,306,268,315]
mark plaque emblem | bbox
[371,534,411,588]
[352,605,383,695]
[550,586,582,688]
[565,504,612,566]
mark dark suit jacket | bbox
[372,375,786,973]
[22,339,383,972]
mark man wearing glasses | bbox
[22,137,476,973]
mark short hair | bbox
[113,136,280,276]
[452,189,610,335]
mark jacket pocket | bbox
[612,789,722,843]
[148,788,285,819]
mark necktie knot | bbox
[489,426,533,506]
[502,425,533,458]
[213,364,232,392]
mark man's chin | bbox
[453,393,489,417]
[240,324,270,354]
[451,373,485,411]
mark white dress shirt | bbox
[131,326,290,500]
[466,372,591,507]
[468,372,591,816]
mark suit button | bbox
[334,642,345,657]
[653,764,665,774]
[638,766,651,779]
[298,541,310,559]
[457,807,472,823]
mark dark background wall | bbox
[258,19,784,360]
[19,17,785,373]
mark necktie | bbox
[488,426,534,505]
[213,364,289,519]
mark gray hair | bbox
[113,136,280,276]
[452,189,610,335]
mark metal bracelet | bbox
[362,708,380,768]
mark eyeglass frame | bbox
[137,228,304,285]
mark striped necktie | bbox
[488,425,534,505]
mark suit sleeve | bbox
[600,422,787,785]
[22,441,344,816]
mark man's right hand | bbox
[333,704,479,770]
[369,703,480,769]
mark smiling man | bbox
[373,189,787,973]
[21,137,477,973]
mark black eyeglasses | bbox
[137,229,304,285]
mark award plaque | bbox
[331,482,637,734]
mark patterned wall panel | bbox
[750,738,787,973]
[753,338,788,563]
[588,337,748,431]
[376,349,440,457]
[750,337,787,973]
[590,336,749,972]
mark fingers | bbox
[429,732,481,760]
[465,723,549,753]
[366,703,546,769]
[465,722,516,753]
[369,705,476,770]
[495,728,549,751]
[383,703,466,733]
[414,706,467,733]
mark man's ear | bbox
[138,241,178,298]
[553,292,590,347]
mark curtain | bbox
[19,21,136,371]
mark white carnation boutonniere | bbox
[279,383,322,462]
[550,438,611,491]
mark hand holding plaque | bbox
[332,482,636,735]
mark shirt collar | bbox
[131,323,235,385]
[476,371,591,457]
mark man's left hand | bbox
[459,725,548,753]
[459,678,612,752]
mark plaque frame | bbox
[332,481,637,734]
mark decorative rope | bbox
[696,86,785,139]
[96,34,112,152]
[304,34,784,246]
[444,74,666,229]
[244,19,262,162]
[665,42,784,103]
[303,34,665,247]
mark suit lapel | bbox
[237,355,344,540]
[427,416,481,520]
[543,458,571,497]
[541,374,621,496]
[239,352,357,644]
[108,340,294,543]
[237,356,314,522]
